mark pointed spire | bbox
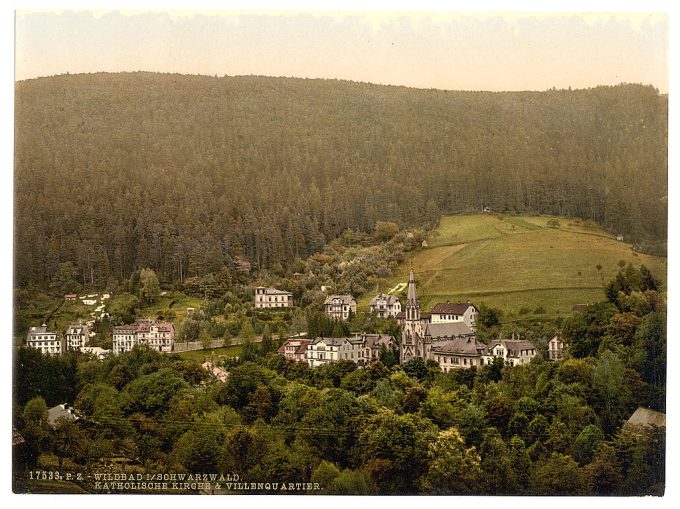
[406,261,419,315]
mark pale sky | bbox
[15,9,668,92]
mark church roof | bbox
[431,302,477,315]
[425,322,475,339]
[431,337,486,356]
[406,265,418,306]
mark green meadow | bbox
[171,344,243,363]
[363,214,666,319]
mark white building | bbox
[369,294,402,318]
[26,325,63,355]
[548,335,566,361]
[482,338,537,367]
[338,334,396,365]
[429,302,479,329]
[113,319,175,355]
[254,287,293,308]
[324,294,357,320]
[81,346,111,360]
[430,336,488,372]
[136,320,175,352]
[65,324,90,351]
[307,337,346,368]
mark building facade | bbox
[65,324,90,351]
[113,319,175,355]
[429,302,479,329]
[397,265,536,370]
[25,325,62,355]
[483,338,538,367]
[369,294,402,318]
[277,338,312,362]
[400,266,426,364]
[338,334,396,365]
[430,337,488,372]
[324,295,357,320]
[254,287,293,308]
[548,335,565,361]
[307,337,346,368]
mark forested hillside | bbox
[14,73,667,288]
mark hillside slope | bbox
[15,74,666,288]
[367,215,666,318]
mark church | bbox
[398,264,483,365]
[397,265,537,370]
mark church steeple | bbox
[406,261,420,321]
[401,261,424,363]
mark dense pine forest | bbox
[14,73,667,288]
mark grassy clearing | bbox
[366,214,666,319]
[426,214,503,247]
[171,344,243,363]
[135,291,203,330]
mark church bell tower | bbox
[401,262,423,363]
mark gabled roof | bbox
[486,339,537,357]
[425,322,475,339]
[369,294,400,306]
[66,324,89,335]
[431,337,486,356]
[277,338,312,355]
[324,294,356,305]
[26,326,57,340]
[430,302,477,315]
[362,334,395,349]
[256,287,292,295]
[625,407,666,429]
[311,337,348,347]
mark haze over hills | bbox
[14,72,667,288]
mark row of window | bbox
[435,355,476,366]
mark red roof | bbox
[430,303,476,315]
[278,338,311,355]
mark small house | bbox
[277,338,312,362]
[369,293,402,318]
[324,294,357,320]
